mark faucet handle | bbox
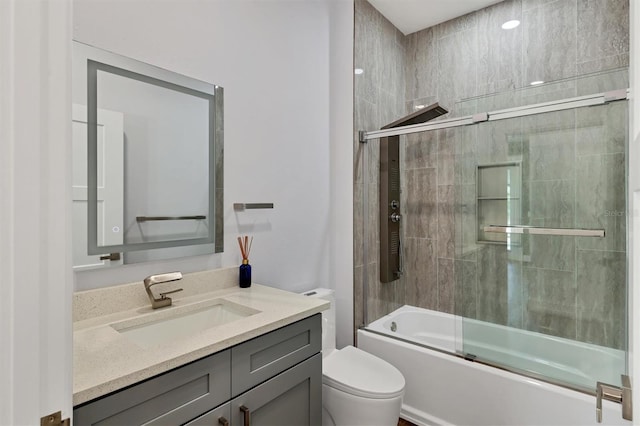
[144,271,183,287]
[143,271,183,309]
[159,288,184,299]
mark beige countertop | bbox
[73,267,329,406]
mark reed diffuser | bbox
[237,235,253,288]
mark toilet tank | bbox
[302,288,336,355]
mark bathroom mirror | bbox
[72,41,223,270]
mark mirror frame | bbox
[73,41,224,256]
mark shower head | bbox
[382,102,448,130]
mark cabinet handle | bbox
[218,416,229,426]
[240,405,251,426]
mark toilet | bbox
[303,288,405,426]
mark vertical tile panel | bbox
[577,250,626,349]
[437,130,455,186]
[523,0,577,84]
[353,182,364,267]
[404,237,438,310]
[455,259,478,318]
[405,168,438,239]
[523,267,577,340]
[354,7,381,105]
[438,26,478,109]
[576,153,626,252]
[410,27,439,101]
[438,185,455,259]
[476,0,523,96]
[405,131,437,171]
[576,0,629,72]
[476,245,509,325]
[438,258,455,313]
[354,265,364,327]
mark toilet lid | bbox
[322,346,405,399]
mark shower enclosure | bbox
[354,0,630,398]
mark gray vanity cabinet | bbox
[73,350,231,425]
[184,402,231,426]
[73,314,321,426]
[230,354,321,426]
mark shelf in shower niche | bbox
[477,197,521,201]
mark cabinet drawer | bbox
[184,402,231,426]
[231,353,322,426]
[74,350,230,426]
[231,314,321,396]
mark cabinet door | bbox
[73,350,230,426]
[232,314,321,397]
[184,402,231,426]
[231,354,321,426]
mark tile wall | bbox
[354,0,629,349]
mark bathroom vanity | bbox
[72,268,328,425]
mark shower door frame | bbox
[358,87,631,393]
[359,89,628,143]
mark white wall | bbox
[328,0,354,348]
[1,0,73,423]
[73,0,355,343]
[73,0,340,295]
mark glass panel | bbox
[456,101,628,391]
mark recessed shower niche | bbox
[476,162,521,244]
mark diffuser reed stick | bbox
[237,235,253,261]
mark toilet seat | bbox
[322,346,405,399]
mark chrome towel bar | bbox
[136,215,206,222]
[233,203,274,211]
[484,225,605,238]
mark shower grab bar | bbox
[136,215,206,222]
[484,225,605,238]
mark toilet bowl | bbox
[302,289,405,426]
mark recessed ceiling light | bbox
[414,104,425,110]
[354,68,364,75]
[530,80,544,86]
[501,20,520,30]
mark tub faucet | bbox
[143,272,183,309]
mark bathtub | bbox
[357,305,629,426]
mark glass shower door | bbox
[456,100,628,391]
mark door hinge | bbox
[597,374,632,423]
[41,411,70,426]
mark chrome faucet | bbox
[143,272,184,309]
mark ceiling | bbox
[366,0,505,35]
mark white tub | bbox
[358,305,629,426]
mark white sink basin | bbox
[111,299,259,348]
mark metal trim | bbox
[358,130,367,143]
[484,225,605,238]
[359,89,628,140]
[136,215,206,222]
[604,89,628,103]
[233,203,274,211]
[472,112,488,123]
